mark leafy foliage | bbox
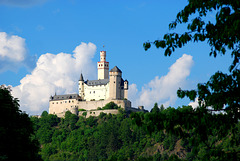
[0,86,41,160]
[141,1,240,159]
[31,104,240,160]
[102,101,120,110]
[131,106,240,160]
[178,70,240,117]
[143,0,240,71]
[32,110,189,161]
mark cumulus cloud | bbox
[129,54,194,111]
[0,32,26,61]
[188,97,199,109]
[0,0,48,7]
[0,32,35,72]
[11,42,97,114]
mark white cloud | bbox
[0,0,48,7]
[11,42,97,115]
[0,32,35,72]
[0,32,26,62]
[129,54,194,111]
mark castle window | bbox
[52,102,54,104]
[56,102,58,104]
[69,100,71,103]
[93,91,95,94]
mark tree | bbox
[177,70,240,120]
[143,0,240,71]
[142,0,240,136]
[0,86,41,160]
[102,101,119,110]
[64,111,79,130]
[160,104,165,112]
[151,103,160,113]
[139,1,240,159]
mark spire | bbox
[79,73,84,81]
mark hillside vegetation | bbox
[31,103,240,161]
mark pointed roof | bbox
[79,73,84,81]
[110,66,122,73]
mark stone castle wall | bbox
[78,99,131,111]
[49,98,131,117]
[78,109,119,118]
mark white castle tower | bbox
[97,51,109,80]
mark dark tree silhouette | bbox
[0,85,41,160]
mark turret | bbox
[79,73,85,100]
[97,51,109,80]
[124,80,128,99]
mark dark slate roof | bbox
[85,79,109,86]
[79,73,84,81]
[50,94,79,101]
[110,66,122,73]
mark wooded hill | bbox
[30,103,240,161]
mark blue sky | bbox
[0,0,233,114]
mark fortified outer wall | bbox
[78,109,119,118]
[49,98,131,118]
[77,99,131,111]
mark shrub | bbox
[82,112,87,117]
[102,102,119,110]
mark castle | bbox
[49,50,145,117]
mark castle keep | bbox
[49,50,142,117]
[79,51,128,101]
